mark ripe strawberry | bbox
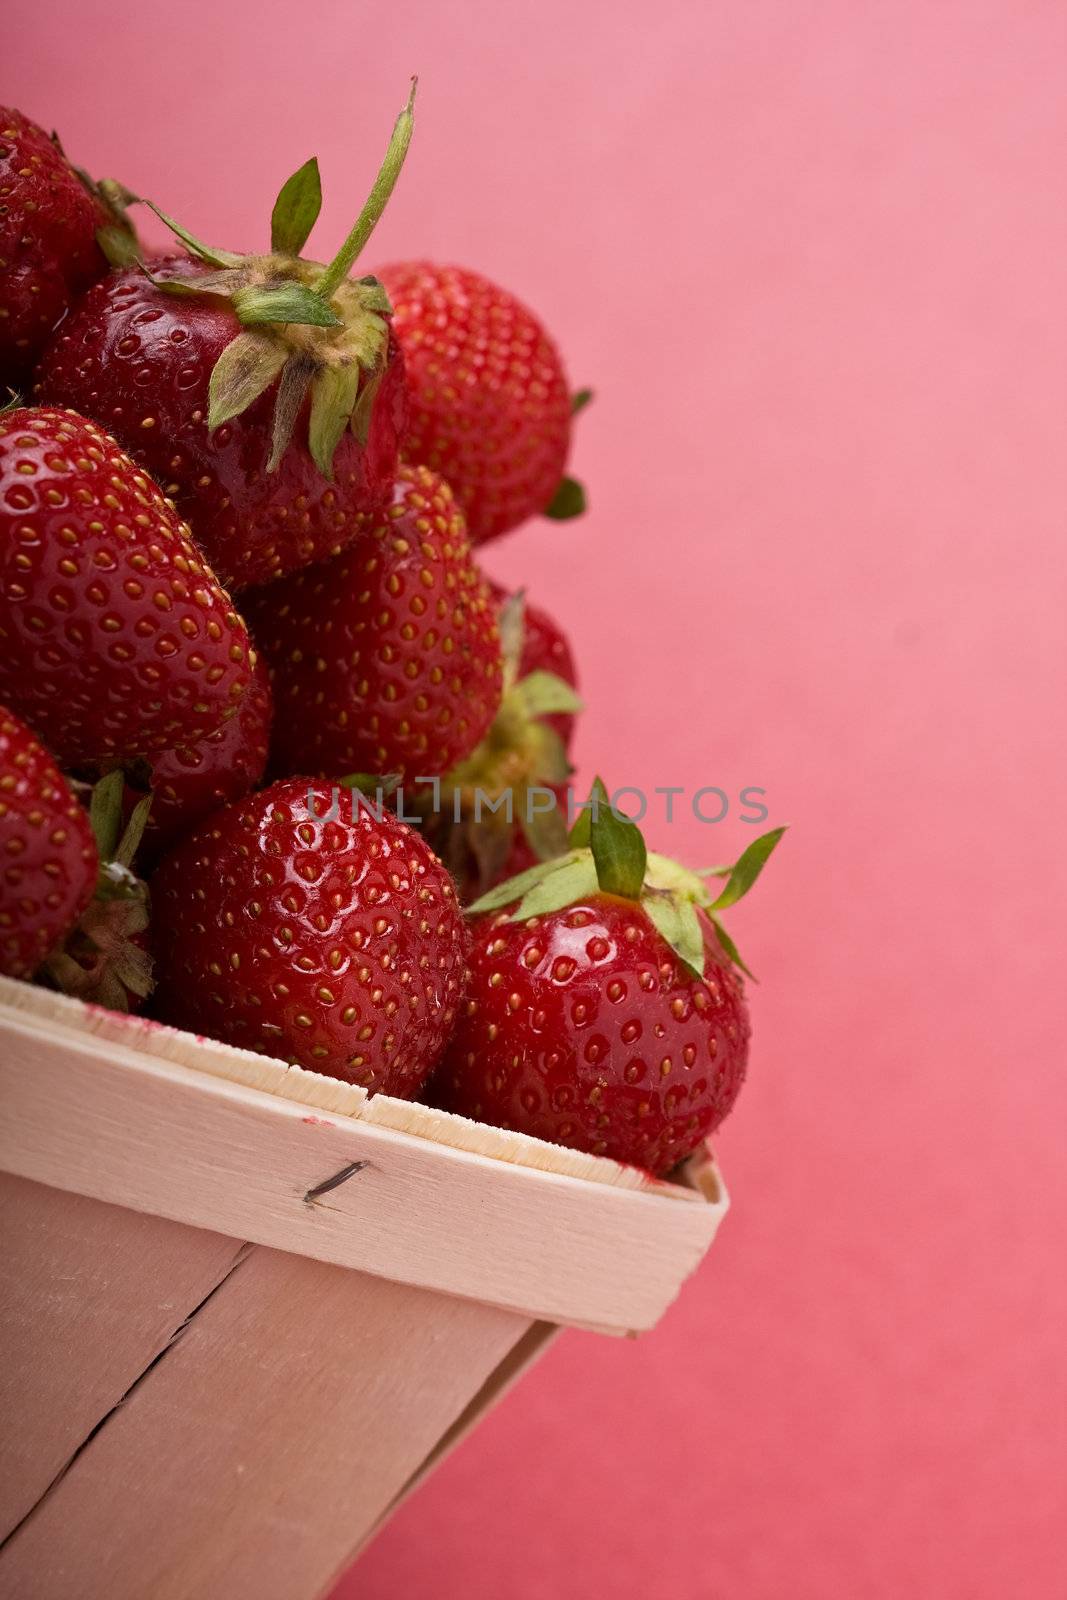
[126,651,273,861]
[425,585,581,900]
[247,465,502,782]
[150,778,469,1092]
[432,785,784,1174]
[35,90,419,589]
[0,108,132,389]
[376,261,586,543]
[0,703,98,977]
[0,408,255,766]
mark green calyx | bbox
[114,80,417,479]
[43,772,154,1012]
[467,776,786,981]
[543,389,593,521]
[427,591,584,890]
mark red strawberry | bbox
[376,262,585,543]
[0,703,98,977]
[127,651,273,860]
[35,90,418,589]
[432,785,784,1174]
[0,407,255,766]
[247,465,502,782]
[150,777,469,1092]
[425,585,581,900]
[0,109,129,389]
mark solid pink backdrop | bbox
[7,3,1065,1596]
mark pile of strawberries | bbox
[0,91,782,1176]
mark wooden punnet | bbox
[0,974,728,1600]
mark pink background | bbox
[8,3,1065,1595]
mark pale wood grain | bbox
[340,1319,562,1583]
[0,1004,727,1332]
[0,975,692,1199]
[0,1174,244,1543]
[0,1247,531,1600]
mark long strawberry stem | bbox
[315,80,417,302]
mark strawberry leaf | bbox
[233,282,341,328]
[511,670,584,720]
[497,589,527,687]
[208,331,288,431]
[143,201,243,269]
[512,853,599,920]
[467,850,584,916]
[355,275,394,315]
[270,157,322,256]
[309,362,362,478]
[709,826,787,912]
[88,770,125,861]
[568,775,608,848]
[267,356,316,472]
[571,388,594,415]
[151,267,244,299]
[349,369,382,447]
[338,772,402,797]
[644,894,705,979]
[544,476,587,520]
[590,791,646,900]
[525,722,572,786]
[709,916,756,981]
[114,792,153,869]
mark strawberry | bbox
[0,703,98,977]
[126,651,273,861]
[0,407,255,767]
[0,108,135,390]
[35,89,419,589]
[431,783,784,1174]
[375,262,587,543]
[150,777,469,1092]
[424,585,581,900]
[246,465,502,782]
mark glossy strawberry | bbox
[376,262,582,543]
[432,789,784,1173]
[127,651,273,860]
[0,109,114,389]
[35,91,418,589]
[247,465,502,781]
[0,703,98,977]
[0,408,255,766]
[425,585,581,900]
[36,261,407,590]
[150,778,468,1091]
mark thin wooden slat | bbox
[342,1320,562,1580]
[0,1175,244,1541]
[0,1247,532,1600]
[0,1006,726,1333]
[0,976,692,1200]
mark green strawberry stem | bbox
[97,82,418,480]
[315,79,417,302]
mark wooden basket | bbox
[0,974,728,1600]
